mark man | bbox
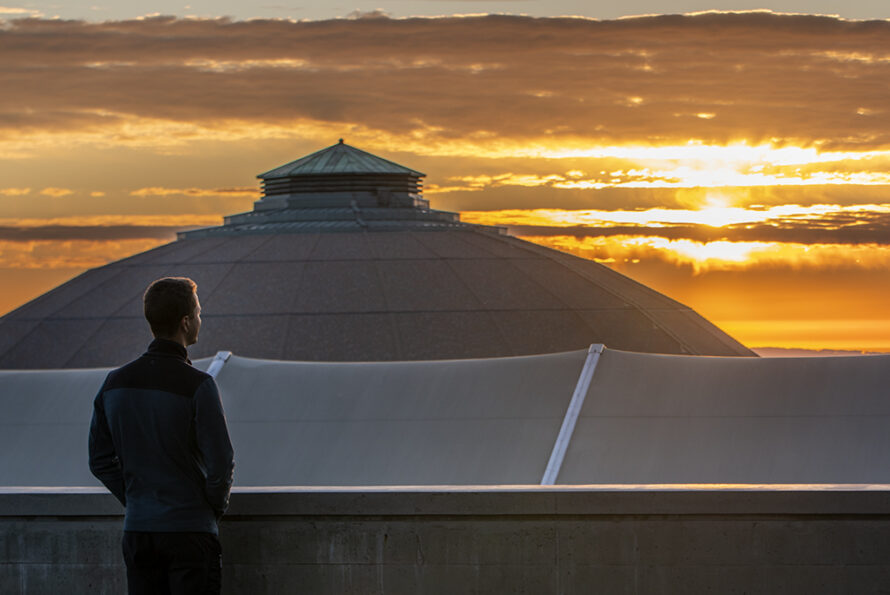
[89,277,235,595]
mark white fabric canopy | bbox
[1,348,888,487]
[559,350,890,484]
[0,352,584,486]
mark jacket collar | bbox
[145,338,191,365]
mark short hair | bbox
[143,277,198,337]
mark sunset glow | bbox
[2,11,890,351]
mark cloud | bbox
[0,215,222,242]
[507,220,890,246]
[0,239,166,268]
[466,204,890,246]
[345,9,390,20]
[39,187,73,197]
[130,186,258,197]
[442,157,890,192]
[522,233,890,274]
[0,224,186,241]
[0,6,41,16]
[0,187,29,196]
[1,13,889,153]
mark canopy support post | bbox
[207,351,232,379]
[540,344,604,485]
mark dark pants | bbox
[122,531,222,595]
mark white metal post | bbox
[206,350,232,379]
[540,344,604,485]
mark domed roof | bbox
[0,144,753,369]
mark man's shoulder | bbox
[103,355,212,399]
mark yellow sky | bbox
[2,12,890,351]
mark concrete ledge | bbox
[3,486,890,594]
[3,485,890,517]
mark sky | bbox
[4,0,890,21]
[1,4,889,352]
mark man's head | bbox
[143,277,201,346]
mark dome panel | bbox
[192,314,292,361]
[413,231,499,259]
[306,233,372,260]
[239,233,321,262]
[293,261,387,313]
[489,310,596,356]
[459,231,541,259]
[200,262,301,315]
[552,254,686,311]
[508,258,630,310]
[0,319,39,359]
[393,312,511,360]
[377,260,483,312]
[0,319,105,369]
[191,234,275,264]
[451,259,567,310]
[366,233,439,260]
[576,310,686,354]
[283,313,400,361]
[65,317,150,368]
[127,237,225,265]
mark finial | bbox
[338,138,344,144]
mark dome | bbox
[0,142,753,368]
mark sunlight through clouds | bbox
[461,204,890,229]
[521,234,890,273]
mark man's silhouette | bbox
[89,277,234,595]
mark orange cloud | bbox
[0,187,30,196]
[464,203,890,228]
[0,238,167,269]
[0,215,221,244]
[130,186,258,198]
[462,203,890,248]
[0,215,222,227]
[39,187,74,197]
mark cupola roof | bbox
[259,139,425,179]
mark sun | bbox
[693,193,739,227]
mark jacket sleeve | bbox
[88,386,127,506]
[194,377,235,518]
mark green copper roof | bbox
[259,140,425,179]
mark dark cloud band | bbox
[0,13,888,149]
[507,209,890,245]
[0,225,186,241]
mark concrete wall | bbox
[2,487,890,594]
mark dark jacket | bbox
[88,338,235,534]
